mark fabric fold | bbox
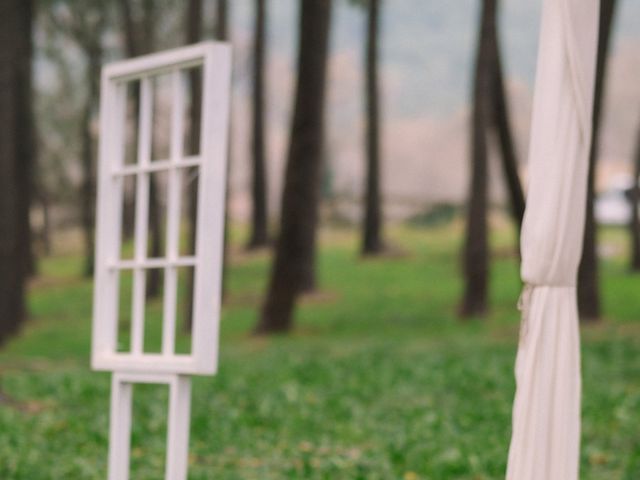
[506,0,599,479]
[507,287,581,479]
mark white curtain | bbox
[506,0,599,479]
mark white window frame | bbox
[108,372,191,480]
[91,42,231,375]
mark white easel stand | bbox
[107,372,192,480]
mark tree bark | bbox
[17,0,35,279]
[118,0,137,241]
[247,0,270,249]
[118,0,162,295]
[0,0,31,343]
[119,0,137,56]
[460,0,493,318]
[146,177,163,297]
[578,0,616,322]
[630,118,640,271]
[40,192,52,256]
[80,44,103,277]
[255,0,332,334]
[215,0,232,305]
[361,0,384,255]
[490,23,525,232]
[215,0,229,42]
[183,0,204,332]
[80,71,95,277]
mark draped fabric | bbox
[506,0,599,478]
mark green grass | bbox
[1,223,640,479]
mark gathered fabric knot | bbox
[517,284,534,345]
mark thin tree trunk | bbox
[361,0,384,255]
[0,0,31,343]
[40,193,52,256]
[119,0,137,56]
[80,95,95,276]
[146,177,163,297]
[118,0,162,295]
[118,0,140,248]
[215,0,229,42]
[80,49,101,277]
[184,0,203,332]
[118,0,137,242]
[460,0,493,318]
[578,0,616,322]
[255,0,332,334]
[578,162,599,321]
[16,7,35,279]
[630,119,640,271]
[215,0,233,305]
[247,0,270,250]
[490,20,525,232]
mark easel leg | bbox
[108,374,133,480]
[166,375,192,480]
[106,373,192,480]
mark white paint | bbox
[92,41,231,480]
[108,373,191,480]
[506,0,599,478]
[92,41,231,374]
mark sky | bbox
[229,0,640,116]
[35,1,640,219]
[221,0,640,218]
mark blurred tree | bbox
[184,0,204,332]
[17,3,36,280]
[215,0,228,40]
[118,0,164,298]
[460,0,525,318]
[630,118,640,271]
[490,11,525,232]
[36,9,85,258]
[578,0,617,322]
[460,0,494,318]
[0,0,32,342]
[348,0,386,255]
[362,0,385,255]
[47,1,111,277]
[119,0,156,57]
[184,0,230,329]
[247,0,270,250]
[255,0,332,334]
[214,0,233,307]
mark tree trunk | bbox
[630,118,640,271]
[578,0,616,322]
[16,0,35,279]
[460,0,493,318]
[184,0,203,332]
[80,47,102,277]
[247,0,270,250]
[146,177,163,297]
[118,0,137,242]
[490,12,525,232]
[119,0,137,56]
[215,0,229,42]
[0,0,31,343]
[80,90,95,277]
[118,0,162,295]
[361,0,384,255]
[215,0,232,305]
[255,0,332,334]
[40,192,52,256]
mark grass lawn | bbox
[1,222,640,479]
